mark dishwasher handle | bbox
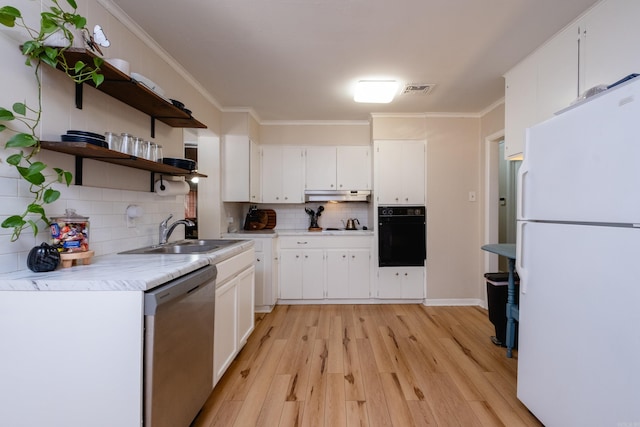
[144,265,217,315]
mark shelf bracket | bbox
[150,172,156,192]
[150,117,156,138]
[75,83,83,109]
[75,156,83,185]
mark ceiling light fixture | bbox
[353,80,399,103]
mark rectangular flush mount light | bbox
[354,80,399,103]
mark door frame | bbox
[483,130,504,274]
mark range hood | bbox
[305,190,370,202]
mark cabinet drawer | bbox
[216,249,255,285]
[279,235,372,249]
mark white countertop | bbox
[225,229,373,237]
[0,240,254,292]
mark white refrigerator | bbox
[516,76,640,426]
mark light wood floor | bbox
[192,304,542,427]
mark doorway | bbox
[497,141,521,271]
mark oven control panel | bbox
[378,206,425,217]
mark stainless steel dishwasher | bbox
[144,265,216,427]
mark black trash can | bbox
[484,272,519,348]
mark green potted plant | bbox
[0,0,103,242]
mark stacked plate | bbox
[162,157,196,171]
[61,130,107,148]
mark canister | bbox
[50,209,90,252]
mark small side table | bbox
[481,243,519,358]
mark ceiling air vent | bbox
[402,83,436,95]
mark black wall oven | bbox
[378,206,426,267]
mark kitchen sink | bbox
[119,239,241,255]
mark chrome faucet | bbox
[159,214,195,245]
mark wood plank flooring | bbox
[192,304,542,427]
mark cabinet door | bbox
[302,250,324,299]
[378,268,401,299]
[378,267,424,299]
[237,266,255,346]
[581,0,640,91]
[249,140,261,203]
[375,141,405,204]
[261,145,284,203]
[282,146,305,203]
[306,146,337,190]
[401,141,426,205]
[222,135,250,202]
[537,24,580,121]
[348,249,370,298]
[326,250,349,298]
[337,146,371,190]
[375,140,425,204]
[401,267,425,299]
[504,54,538,159]
[214,279,237,384]
[254,249,266,306]
[279,250,303,299]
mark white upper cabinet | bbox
[222,136,261,202]
[504,0,640,159]
[305,147,337,190]
[581,0,640,90]
[504,54,539,159]
[261,145,305,203]
[305,146,371,190]
[375,140,425,205]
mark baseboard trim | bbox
[424,298,485,307]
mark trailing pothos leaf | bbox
[0,0,103,241]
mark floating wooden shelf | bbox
[41,141,206,186]
[57,48,207,130]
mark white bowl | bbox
[106,58,130,75]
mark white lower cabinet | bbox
[377,267,425,299]
[326,249,370,299]
[279,249,324,299]
[213,249,256,386]
[252,237,278,312]
[279,235,372,301]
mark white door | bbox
[301,250,324,299]
[337,146,371,190]
[261,146,283,203]
[348,249,370,298]
[282,147,305,203]
[306,146,336,190]
[326,250,349,298]
[279,251,302,299]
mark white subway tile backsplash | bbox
[0,182,187,273]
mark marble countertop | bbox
[225,229,374,237]
[0,240,254,292]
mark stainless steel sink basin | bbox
[119,239,241,255]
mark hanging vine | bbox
[0,0,103,241]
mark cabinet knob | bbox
[285,196,288,200]
[395,197,399,201]
[395,272,399,276]
[342,254,346,258]
[351,255,355,259]
[331,184,335,188]
[257,258,261,262]
[405,197,409,202]
[276,197,280,200]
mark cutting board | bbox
[262,209,277,229]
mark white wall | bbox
[0,0,223,272]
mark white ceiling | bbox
[110,0,599,122]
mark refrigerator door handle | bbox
[517,159,529,221]
[516,221,527,294]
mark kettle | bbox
[344,218,360,230]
